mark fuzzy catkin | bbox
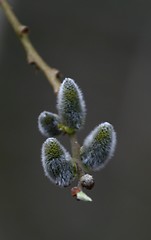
[81,122,117,171]
[57,78,86,131]
[38,111,61,137]
[41,138,75,187]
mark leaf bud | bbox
[71,187,92,202]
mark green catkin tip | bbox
[38,111,61,137]
[81,122,117,171]
[41,138,76,187]
[77,191,92,202]
[57,78,86,132]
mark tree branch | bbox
[0,0,93,202]
[0,0,61,93]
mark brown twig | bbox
[0,0,61,93]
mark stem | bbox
[70,134,93,202]
[70,134,85,179]
[0,0,61,93]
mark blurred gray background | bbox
[0,0,151,239]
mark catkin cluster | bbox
[38,78,117,190]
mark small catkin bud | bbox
[38,111,61,137]
[57,78,86,132]
[80,174,95,190]
[81,122,117,171]
[41,138,76,187]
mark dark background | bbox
[0,0,151,239]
